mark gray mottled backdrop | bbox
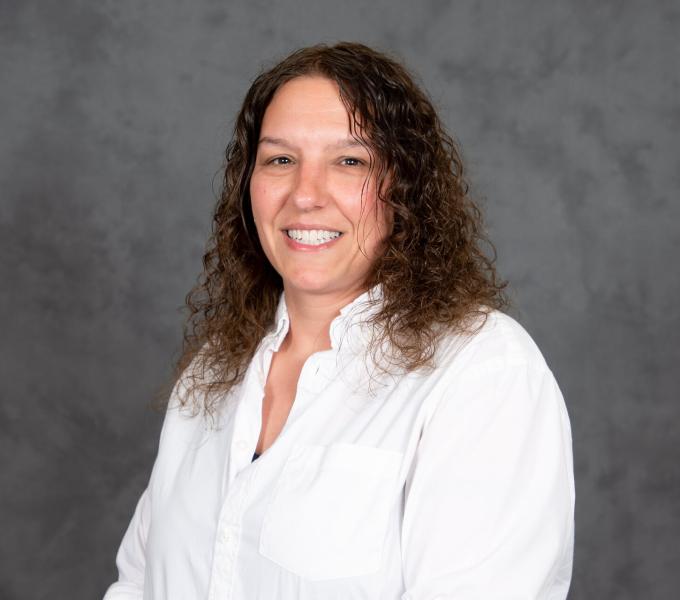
[1,1,678,598]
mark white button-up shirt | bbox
[104,287,575,599]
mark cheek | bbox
[250,175,289,223]
[249,178,268,221]
[249,179,276,259]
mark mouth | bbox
[284,228,343,246]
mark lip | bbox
[281,228,344,252]
[281,223,344,232]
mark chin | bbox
[286,280,335,294]
[283,275,350,295]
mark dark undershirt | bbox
[252,451,261,462]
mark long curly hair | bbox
[174,42,508,416]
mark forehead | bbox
[259,76,380,161]
[260,76,350,131]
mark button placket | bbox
[225,360,264,487]
[297,355,329,395]
[208,469,254,600]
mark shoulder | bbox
[423,309,571,453]
[435,308,552,379]
[423,309,569,424]
[157,349,231,444]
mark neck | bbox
[281,286,366,357]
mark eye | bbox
[266,156,293,166]
[340,157,365,166]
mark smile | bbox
[285,229,343,246]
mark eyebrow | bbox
[258,136,367,150]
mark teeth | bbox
[286,229,342,245]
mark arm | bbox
[102,361,193,599]
[102,486,150,599]
[401,362,575,599]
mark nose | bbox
[289,161,327,210]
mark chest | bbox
[146,351,453,595]
[256,349,306,454]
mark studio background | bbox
[1,1,678,598]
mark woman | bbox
[104,42,574,599]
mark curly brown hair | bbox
[174,41,508,416]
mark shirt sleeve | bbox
[102,365,190,599]
[102,486,150,599]
[400,361,575,600]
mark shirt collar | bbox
[269,284,383,352]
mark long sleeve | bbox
[400,361,575,599]
[103,486,150,599]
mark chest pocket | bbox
[259,442,403,581]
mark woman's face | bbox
[250,76,391,299]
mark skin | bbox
[249,75,392,454]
